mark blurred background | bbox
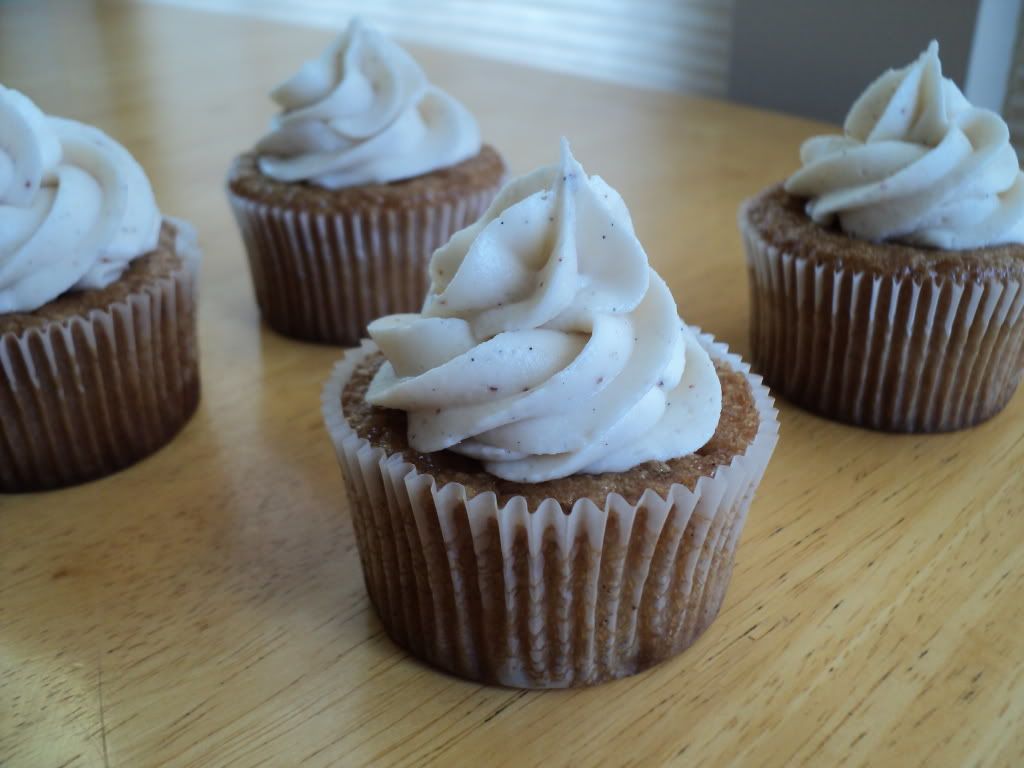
[148,0,1024,143]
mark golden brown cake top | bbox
[342,353,760,507]
[0,220,185,335]
[227,144,506,211]
[743,185,1024,282]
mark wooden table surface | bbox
[2,2,1022,766]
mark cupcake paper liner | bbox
[321,331,779,688]
[0,219,202,492]
[229,188,499,346]
[741,208,1024,432]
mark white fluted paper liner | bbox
[741,206,1024,432]
[0,219,201,492]
[229,187,499,346]
[321,330,779,688]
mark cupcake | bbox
[0,86,201,492]
[741,41,1024,432]
[228,17,506,346]
[322,140,779,688]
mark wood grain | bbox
[1,2,1022,766]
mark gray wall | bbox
[728,0,980,124]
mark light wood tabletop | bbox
[2,2,1022,766]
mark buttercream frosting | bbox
[0,85,162,313]
[786,41,1024,249]
[366,140,722,483]
[255,17,481,189]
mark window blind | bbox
[146,0,735,96]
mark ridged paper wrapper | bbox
[229,188,500,346]
[741,203,1024,432]
[321,332,779,688]
[0,220,201,492]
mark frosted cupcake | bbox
[323,140,779,687]
[228,18,506,346]
[741,42,1024,432]
[0,86,201,491]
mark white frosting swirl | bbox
[0,85,162,313]
[786,41,1024,249]
[365,140,722,483]
[255,17,481,189]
